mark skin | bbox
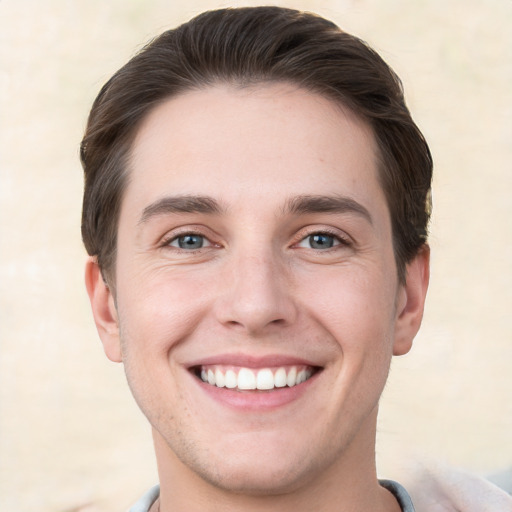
[86,83,429,511]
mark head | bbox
[81,6,432,288]
[82,6,431,502]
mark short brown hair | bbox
[81,6,432,283]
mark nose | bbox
[214,251,297,335]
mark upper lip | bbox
[186,353,321,369]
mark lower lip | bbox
[192,372,320,411]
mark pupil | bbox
[310,234,333,249]
[179,235,203,249]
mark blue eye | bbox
[169,234,209,250]
[297,233,342,250]
[308,233,335,249]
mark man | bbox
[81,7,431,511]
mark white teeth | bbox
[274,367,287,388]
[286,367,297,387]
[237,368,256,390]
[225,370,237,389]
[215,368,225,388]
[256,369,274,390]
[198,365,315,391]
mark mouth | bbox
[191,364,320,392]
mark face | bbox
[87,84,428,496]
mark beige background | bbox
[1,1,510,511]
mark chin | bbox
[176,430,336,497]
[198,458,314,496]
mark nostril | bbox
[226,319,244,328]
[270,318,287,326]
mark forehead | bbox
[123,83,386,219]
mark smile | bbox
[195,365,316,391]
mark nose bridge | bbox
[216,245,296,333]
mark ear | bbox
[393,245,430,356]
[85,257,122,362]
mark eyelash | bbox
[294,229,352,251]
[160,228,351,253]
[160,229,217,253]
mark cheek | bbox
[115,263,214,357]
[299,267,397,342]
[114,269,210,418]
[299,267,398,396]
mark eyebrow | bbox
[139,195,224,224]
[138,193,372,225]
[284,194,373,224]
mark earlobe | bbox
[85,257,123,362]
[393,245,430,356]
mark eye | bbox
[168,233,211,250]
[297,232,343,250]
